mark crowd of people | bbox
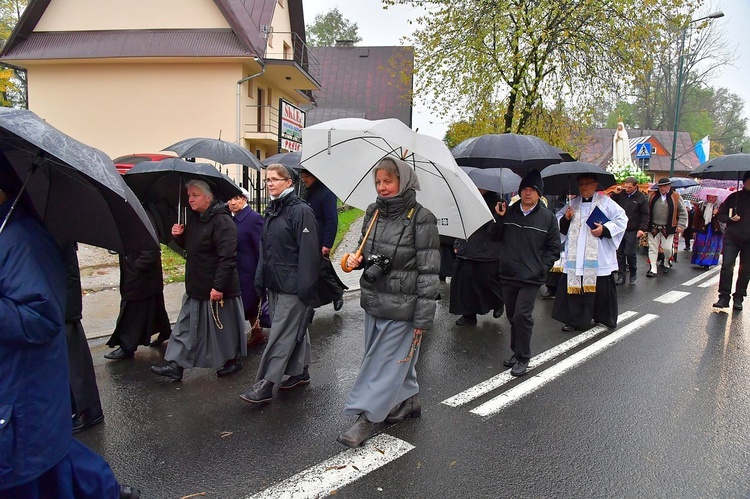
[3,154,749,496]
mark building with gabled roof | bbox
[580,128,700,181]
[307,45,413,127]
[0,0,320,174]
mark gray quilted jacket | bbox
[358,189,440,330]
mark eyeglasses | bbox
[264,177,289,184]
[578,181,597,187]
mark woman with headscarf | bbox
[239,164,320,404]
[151,180,246,380]
[337,157,440,448]
[691,194,724,269]
[227,190,266,347]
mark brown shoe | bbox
[246,328,267,348]
[337,415,373,448]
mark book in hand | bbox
[586,206,610,230]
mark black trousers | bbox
[66,321,102,418]
[718,236,750,301]
[502,282,540,362]
[617,230,638,275]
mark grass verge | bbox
[332,206,364,254]
[161,244,186,284]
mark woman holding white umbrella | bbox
[337,157,440,448]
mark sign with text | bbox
[278,99,305,153]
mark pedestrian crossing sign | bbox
[635,143,652,159]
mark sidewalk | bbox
[80,215,364,340]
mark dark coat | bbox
[58,240,83,322]
[255,192,320,305]
[491,201,561,285]
[119,249,164,301]
[717,189,750,243]
[358,189,440,330]
[0,203,72,488]
[454,192,503,261]
[303,180,338,249]
[173,201,240,300]
[233,205,264,315]
[610,189,649,232]
[692,203,723,235]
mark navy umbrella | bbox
[163,137,263,170]
[460,166,521,195]
[451,133,563,174]
[262,151,302,170]
[0,108,158,253]
[540,161,615,196]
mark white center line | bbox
[654,290,691,303]
[471,314,659,418]
[246,434,415,499]
[698,274,721,288]
[441,311,639,407]
[681,267,720,287]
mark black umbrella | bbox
[163,137,263,170]
[689,153,750,180]
[553,146,577,162]
[0,108,158,253]
[451,133,563,174]
[123,158,242,235]
[667,177,699,189]
[262,151,302,170]
[460,166,521,195]
[540,161,615,196]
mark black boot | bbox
[150,361,183,380]
[104,347,134,360]
[337,415,373,448]
[119,485,141,499]
[385,394,422,424]
[279,366,310,390]
[239,379,274,404]
[455,314,477,326]
[713,296,731,309]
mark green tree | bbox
[0,0,28,107]
[385,0,699,135]
[306,7,362,47]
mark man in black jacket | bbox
[492,170,561,376]
[610,176,649,284]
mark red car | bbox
[113,153,174,174]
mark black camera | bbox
[363,254,392,283]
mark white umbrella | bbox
[300,118,493,239]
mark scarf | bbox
[565,194,602,294]
[703,202,715,227]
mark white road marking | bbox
[654,290,691,304]
[471,314,659,418]
[699,274,721,288]
[441,311,639,407]
[681,267,720,287]
[245,434,414,499]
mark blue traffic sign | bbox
[635,143,652,159]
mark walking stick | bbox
[340,210,379,272]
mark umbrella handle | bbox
[340,210,379,273]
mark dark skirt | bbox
[165,295,247,368]
[449,259,503,315]
[691,225,723,267]
[106,292,171,352]
[552,273,618,330]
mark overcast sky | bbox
[303,1,750,142]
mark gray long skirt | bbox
[164,295,247,369]
[255,290,311,384]
[344,314,420,423]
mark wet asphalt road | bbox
[77,250,750,498]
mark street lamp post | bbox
[669,11,724,177]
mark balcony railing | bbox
[244,104,279,136]
[264,31,321,86]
